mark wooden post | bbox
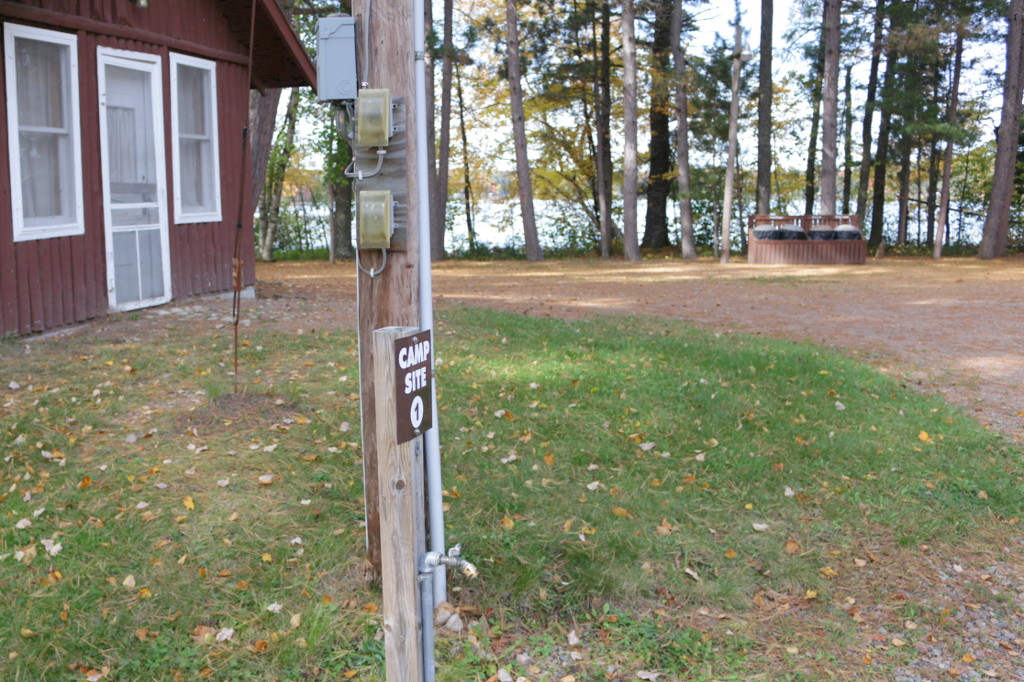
[352,0,421,574]
[374,326,425,682]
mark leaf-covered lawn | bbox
[1,306,1021,680]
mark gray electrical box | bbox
[317,15,358,102]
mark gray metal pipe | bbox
[418,546,478,680]
[412,0,448,608]
[419,552,438,682]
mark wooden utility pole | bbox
[352,0,421,575]
[374,327,425,682]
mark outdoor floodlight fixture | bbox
[357,190,393,249]
[356,89,392,147]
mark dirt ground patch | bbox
[255,256,1024,444]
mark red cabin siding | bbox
[0,0,298,337]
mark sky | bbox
[691,0,798,65]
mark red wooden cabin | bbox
[0,0,315,336]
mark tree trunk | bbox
[869,69,893,249]
[721,15,744,264]
[328,105,354,262]
[756,0,773,215]
[250,89,283,209]
[841,65,854,214]
[641,0,674,249]
[896,134,912,244]
[456,64,477,252]
[934,27,964,259]
[856,0,885,227]
[257,87,301,262]
[804,39,824,215]
[329,175,354,261]
[597,0,614,258]
[672,0,696,258]
[432,0,454,260]
[505,0,543,261]
[248,0,295,212]
[820,0,841,215]
[622,0,640,261]
[925,140,939,246]
[979,0,1024,259]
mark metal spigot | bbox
[437,544,478,579]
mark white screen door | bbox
[98,48,170,311]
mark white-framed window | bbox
[4,23,85,241]
[170,53,221,223]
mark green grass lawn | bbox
[1,307,1020,680]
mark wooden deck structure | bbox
[748,215,867,265]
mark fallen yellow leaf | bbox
[918,430,933,443]
[612,507,630,517]
[654,522,671,536]
[544,453,554,467]
[724,548,738,559]
[182,497,195,511]
[500,516,515,531]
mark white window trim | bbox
[169,52,221,224]
[4,23,85,242]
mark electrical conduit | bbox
[411,0,447,609]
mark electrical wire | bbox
[344,148,386,179]
[356,248,388,277]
